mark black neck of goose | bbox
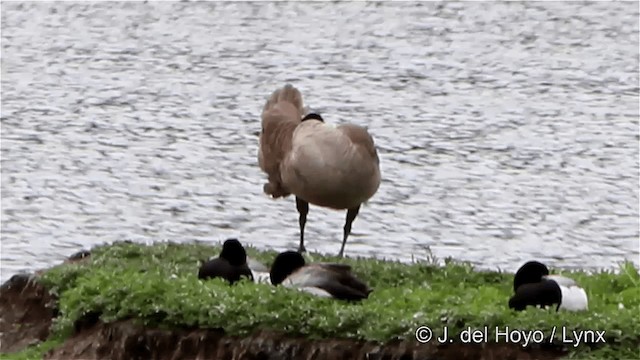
[270,251,306,285]
[302,113,324,123]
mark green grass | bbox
[3,240,639,360]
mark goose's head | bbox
[513,261,549,291]
[302,113,324,123]
[270,250,306,285]
[219,238,248,266]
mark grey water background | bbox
[1,1,638,282]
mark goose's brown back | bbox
[280,120,381,209]
[259,85,305,198]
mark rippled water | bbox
[1,2,638,282]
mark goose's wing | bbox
[283,121,380,209]
[337,124,379,164]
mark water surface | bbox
[1,2,638,281]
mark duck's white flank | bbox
[297,286,333,297]
[281,278,333,298]
[558,285,589,311]
[280,270,333,297]
[248,257,269,272]
[545,275,588,311]
[281,268,323,287]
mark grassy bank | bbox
[3,241,639,359]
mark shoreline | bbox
[1,241,637,360]
[2,241,636,286]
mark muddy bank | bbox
[0,250,89,353]
[0,273,569,360]
[0,273,57,353]
[44,319,567,360]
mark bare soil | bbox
[0,273,57,353]
[44,318,568,360]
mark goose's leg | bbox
[339,206,360,257]
[296,196,309,253]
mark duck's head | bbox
[513,261,550,292]
[270,251,306,285]
[302,113,324,123]
[219,238,248,266]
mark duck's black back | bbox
[198,258,253,284]
[508,279,562,311]
[318,266,372,301]
[335,270,371,297]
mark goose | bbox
[258,84,381,257]
[269,250,372,301]
[198,239,254,284]
[508,261,588,311]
